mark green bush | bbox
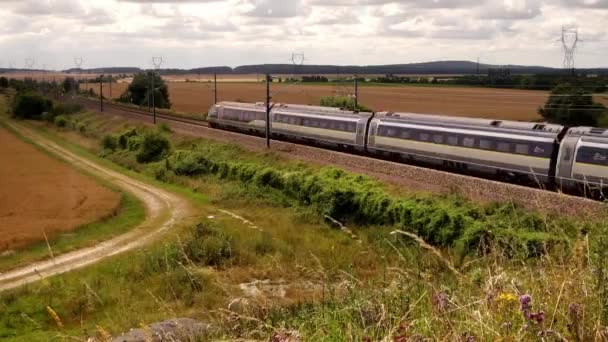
[101,135,118,151]
[319,96,372,112]
[52,102,83,116]
[118,129,139,149]
[158,149,571,256]
[11,93,53,119]
[136,132,171,163]
[53,115,69,127]
[539,83,606,126]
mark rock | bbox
[111,318,209,342]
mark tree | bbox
[0,77,8,88]
[12,93,53,119]
[62,77,77,93]
[118,72,171,109]
[539,83,606,127]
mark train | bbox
[207,101,608,197]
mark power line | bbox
[561,26,579,71]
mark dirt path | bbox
[0,120,193,292]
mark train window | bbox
[401,130,411,139]
[515,144,529,154]
[339,123,347,131]
[576,146,608,166]
[497,142,510,153]
[433,134,444,144]
[419,133,430,142]
[320,120,328,129]
[349,123,356,132]
[479,139,493,150]
[388,128,397,137]
[447,136,458,146]
[462,137,475,148]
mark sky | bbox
[0,0,606,70]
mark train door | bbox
[555,136,579,189]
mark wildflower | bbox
[519,294,532,312]
[498,292,518,303]
[432,292,450,312]
[528,310,545,324]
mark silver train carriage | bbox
[366,112,565,185]
[208,101,373,150]
[556,127,608,193]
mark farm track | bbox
[77,98,605,218]
[0,119,193,292]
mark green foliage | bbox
[53,115,69,127]
[163,149,571,256]
[11,92,53,119]
[118,72,171,109]
[101,134,118,151]
[52,102,83,116]
[62,77,78,93]
[0,77,8,88]
[136,132,171,163]
[538,84,607,126]
[319,95,372,112]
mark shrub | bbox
[184,223,234,266]
[539,83,606,126]
[52,103,83,116]
[53,115,69,128]
[136,132,171,163]
[319,96,372,112]
[0,77,8,88]
[118,129,138,149]
[11,93,53,119]
[127,135,144,152]
[101,135,118,151]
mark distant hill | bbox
[1,61,607,76]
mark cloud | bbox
[240,0,301,18]
[560,0,608,8]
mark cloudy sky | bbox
[0,0,606,70]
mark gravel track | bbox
[80,99,605,218]
[0,120,193,292]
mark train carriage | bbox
[367,112,565,185]
[208,101,372,150]
[270,104,372,150]
[557,127,608,195]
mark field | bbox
[94,79,552,121]
[0,125,121,251]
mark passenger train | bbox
[208,101,608,196]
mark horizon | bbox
[0,1,607,70]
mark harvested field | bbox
[96,81,552,121]
[0,126,121,251]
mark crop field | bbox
[0,125,121,251]
[94,79,554,121]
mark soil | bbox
[84,75,607,122]
[0,126,120,251]
[0,120,193,291]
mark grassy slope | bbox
[1,107,607,341]
[0,97,145,272]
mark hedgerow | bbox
[164,148,572,256]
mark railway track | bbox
[76,97,209,127]
[71,96,604,216]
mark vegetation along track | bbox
[0,119,193,292]
[76,97,604,217]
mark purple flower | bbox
[519,294,532,311]
[529,310,545,324]
[432,292,450,312]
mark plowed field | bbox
[89,77,607,121]
[95,81,552,121]
[0,126,121,251]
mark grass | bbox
[1,97,608,341]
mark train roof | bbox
[566,127,608,137]
[214,101,372,118]
[375,111,565,134]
